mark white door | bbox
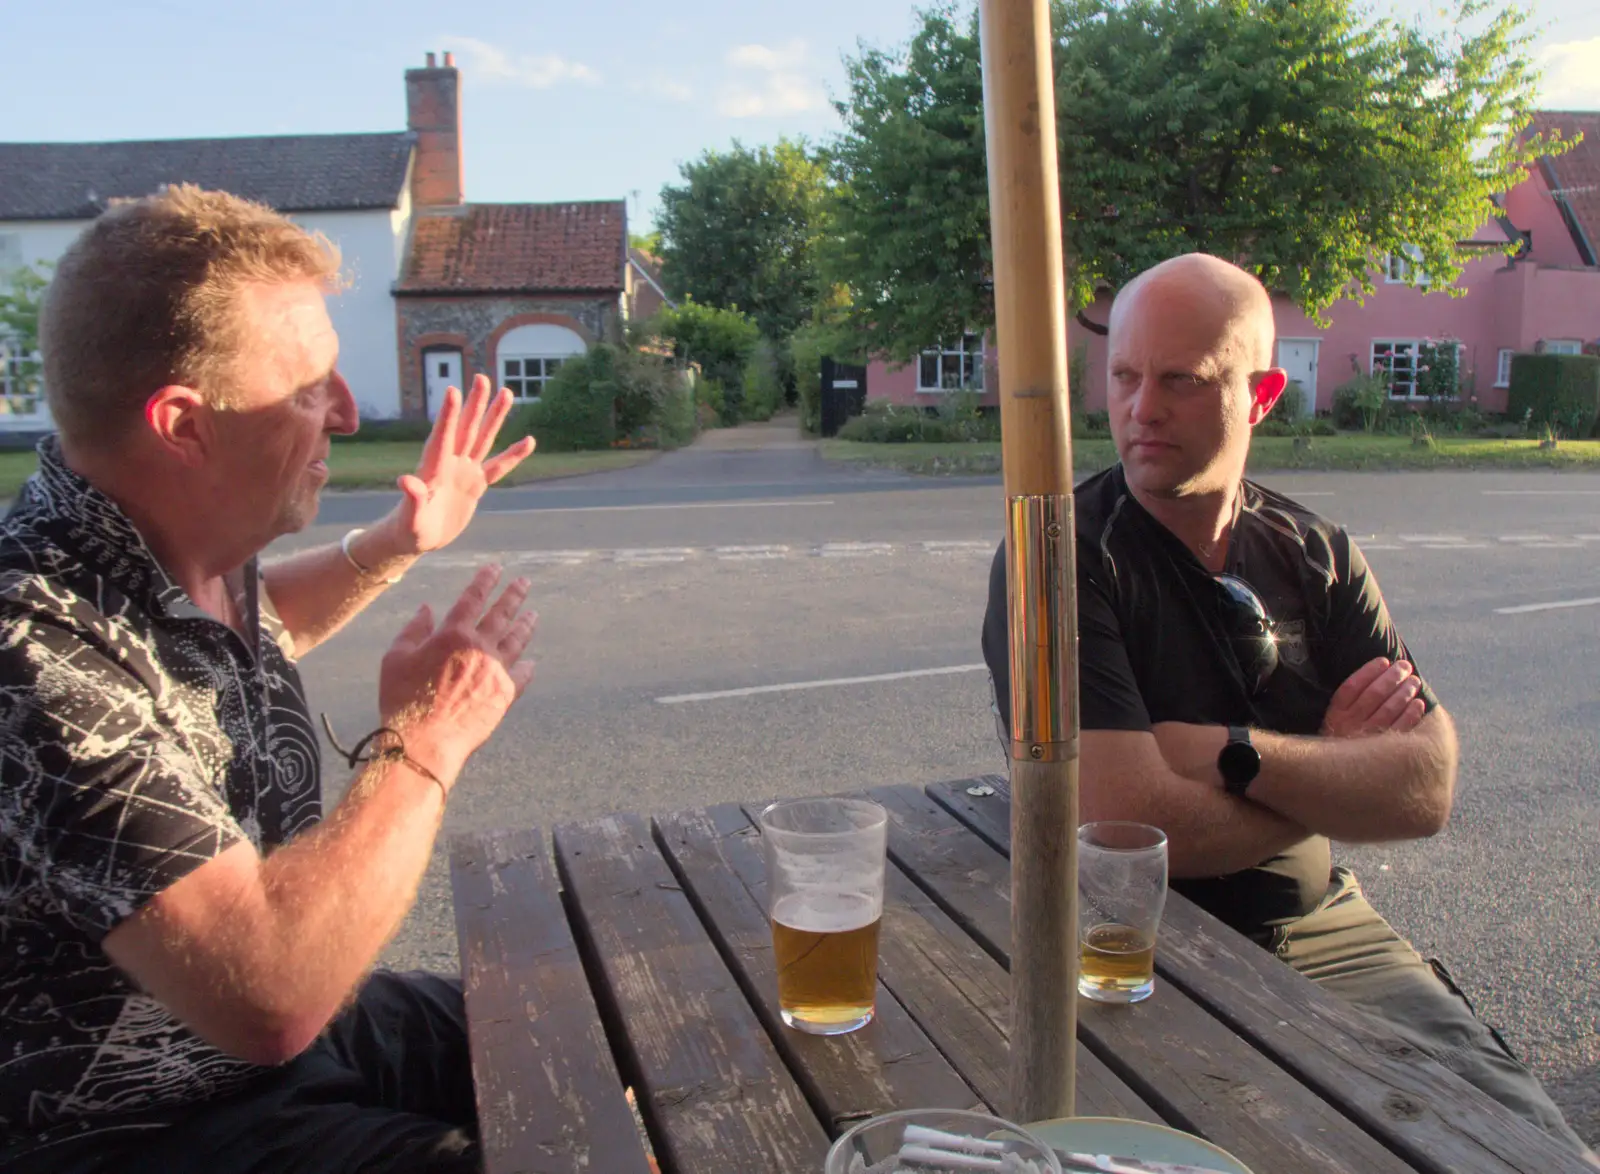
[1275,338,1320,415]
[423,350,463,421]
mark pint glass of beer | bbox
[1077,821,1168,1003]
[758,797,887,1035]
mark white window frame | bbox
[1543,339,1583,356]
[500,354,567,401]
[1371,339,1422,399]
[918,334,985,393]
[1383,245,1431,287]
[0,335,44,421]
[1495,348,1515,388]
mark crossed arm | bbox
[1086,657,1459,876]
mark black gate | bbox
[818,357,868,437]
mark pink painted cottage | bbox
[868,110,1600,416]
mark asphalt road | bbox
[284,422,1600,1144]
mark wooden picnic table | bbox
[449,777,1585,1174]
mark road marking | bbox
[1362,544,1404,551]
[1522,542,1584,549]
[1399,534,1466,543]
[1418,543,1489,550]
[615,547,696,564]
[1481,490,1600,496]
[817,542,895,557]
[656,663,990,704]
[1497,534,1556,543]
[503,498,838,515]
[1494,597,1600,615]
[715,545,791,561]
[922,540,995,552]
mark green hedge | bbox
[504,344,696,452]
[1507,353,1600,438]
[791,326,826,434]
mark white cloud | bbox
[630,74,693,103]
[1538,37,1600,109]
[448,36,601,89]
[717,40,826,118]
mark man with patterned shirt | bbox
[0,186,539,1172]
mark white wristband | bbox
[341,528,405,584]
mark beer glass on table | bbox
[1077,821,1169,1003]
[759,797,887,1035]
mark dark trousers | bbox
[1275,869,1595,1162]
[4,971,479,1174]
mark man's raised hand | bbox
[377,566,538,785]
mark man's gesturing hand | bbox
[1322,656,1425,738]
[377,566,538,783]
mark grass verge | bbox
[0,444,658,499]
[821,435,1600,475]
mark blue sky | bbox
[4,0,1598,231]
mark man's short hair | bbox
[40,184,342,450]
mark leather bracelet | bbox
[340,528,405,585]
[321,714,448,801]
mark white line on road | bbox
[1418,543,1489,550]
[1494,597,1600,615]
[1497,534,1556,543]
[501,498,838,515]
[1399,534,1467,543]
[1481,490,1600,496]
[656,663,989,704]
[817,542,895,557]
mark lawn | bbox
[821,434,1600,475]
[0,443,657,500]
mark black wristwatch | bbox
[1218,725,1261,797]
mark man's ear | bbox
[144,386,213,468]
[1248,368,1289,425]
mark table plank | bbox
[553,814,831,1174]
[450,829,653,1174]
[654,804,984,1129]
[929,776,1587,1174]
[873,784,1416,1174]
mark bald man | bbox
[982,253,1594,1158]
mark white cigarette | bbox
[903,1125,1009,1154]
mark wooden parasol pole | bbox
[977,0,1081,1124]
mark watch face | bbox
[1220,739,1261,784]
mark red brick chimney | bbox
[405,52,463,207]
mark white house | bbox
[0,52,629,433]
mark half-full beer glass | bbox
[759,797,887,1035]
[1078,821,1168,1003]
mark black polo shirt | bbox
[982,463,1436,938]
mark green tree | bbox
[628,230,662,256]
[823,0,1567,360]
[0,264,49,405]
[656,139,831,341]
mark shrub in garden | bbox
[741,340,783,422]
[505,343,697,452]
[1330,372,1389,432]
[654,300,760,426]
[1507,353,1600,438]
[790,324,827,434]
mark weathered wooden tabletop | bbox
[450,777,1583,1174]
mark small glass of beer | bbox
[758,796,887,1035]
[1077,821,1168,1003]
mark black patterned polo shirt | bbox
[0,437,322,1153]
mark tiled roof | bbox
[1528,110,1600,265]
[0,133,414,220]
[398,202,626,294]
